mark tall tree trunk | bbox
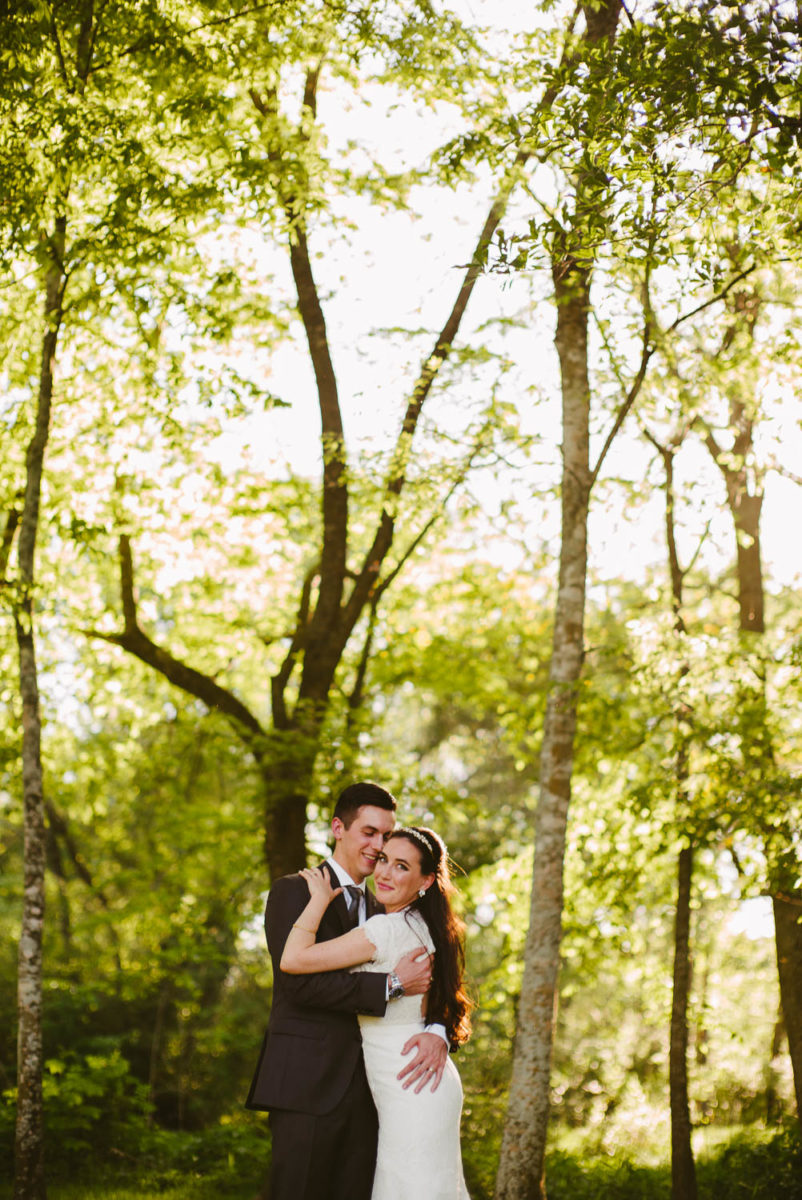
[670,843,698,1200]
[650,430,698,1199]
[13,215,67,1200]
[773,893,802,1126]
[705,398,802,1130]
[494,258,592,1200]
[494,6,624,1191]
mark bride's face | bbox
[373,838,435,912]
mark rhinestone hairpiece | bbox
[397,827,439,859]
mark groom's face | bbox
[332,804,395,884]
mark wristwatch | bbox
[387,971,405,1000]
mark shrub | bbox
[697,1126,802,1200]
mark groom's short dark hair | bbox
[333,782,397,828]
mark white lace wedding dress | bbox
[354,909,470,1200]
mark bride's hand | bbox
[299,867,342,905]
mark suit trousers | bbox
[268,1056,379,1200]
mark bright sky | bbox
[206,0,802,596]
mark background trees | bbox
[1,0,801,1198]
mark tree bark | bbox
[494,258,592,1200]
[773,893,802,1127]
[670,844,698,1200]
[494,5,624,1192]
[13,214,67,1200]
[647,429,698,1197]
[703,405,763,633]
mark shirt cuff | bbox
[424,1022,449,1044]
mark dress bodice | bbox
[353,909,434,1027]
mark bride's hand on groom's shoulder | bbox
[299,866,341,905]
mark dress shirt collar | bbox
[325,857,366,893]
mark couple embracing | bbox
[246,781,471,1200]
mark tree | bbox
[2,2,222,1188]
[643,423,698,1200]
[699,306,802,1129]
[87,3,535,879]
[492,0,802,1187]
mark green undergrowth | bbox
[1,1124,799,1200]
[544,1126,802,1200]
[461,1124,801,1200]
[0,1119,269,1200]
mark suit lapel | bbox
[365,886,384,917]
[324,861,352,935]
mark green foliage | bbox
[545,1151,670,1200]
[696,1126,802,1200]
[0,1047,150,1176]
[0,1096,268,1196]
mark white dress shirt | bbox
[326,857,366,924]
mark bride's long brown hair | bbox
[386,827,472,1047]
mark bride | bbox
[281,826,472,1200]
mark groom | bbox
[246,781,448,1200]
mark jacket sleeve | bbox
[265,874,387,1016]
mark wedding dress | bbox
[354,909,471,1200]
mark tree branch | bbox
[342,174,527,631]
[590,327,654,488]
[346,595,379,718]
[665,264,761,336]
[91,3,283,72]
[251,71,348,635]
[270,560,319,728]
[85,535,266,743]
[0,504,20,584]
[340,7,596,632]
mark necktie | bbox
[345,885,362,928]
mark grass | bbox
[2,1191,214,1200]
[0,1181,258,1200]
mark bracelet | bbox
[292,922,317,933]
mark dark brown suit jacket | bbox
[246,864,388,1115]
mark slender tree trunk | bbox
[670,844,698,1200]
[705,403,802,1129]
[13,216,66,1200]
[494,8,626,1188]
[773,893,802,1128]
[653,433,698,1198]
[494,260,592,1200]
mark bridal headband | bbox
[395,826,443,861]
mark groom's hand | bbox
[398,1032,448,1093]
[392,947,432,997]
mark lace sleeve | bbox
[360,911,433,972]
[361,914,395,967]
